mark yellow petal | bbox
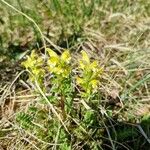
[48,57,59,67]
[81,50,90,64]
[61,50,71,63]
[46,48,59,58]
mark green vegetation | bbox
[0,0,150,149]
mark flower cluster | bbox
[76,51,103,97]
[21,50,45,86]
[47,48,71,78]
[22,49,103,98]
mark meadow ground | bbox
[0,0,150,149]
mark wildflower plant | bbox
[20,49,103,149]
[76,50,103,99]
[47,48,74,117]
[21,50,45,89]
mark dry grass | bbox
[0,0,150,149]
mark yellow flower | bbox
[61,50,71,64]
[76,50,103,96]
[47,49,71,78]
[47,48,59,59]
[21,50,45,88]
[22,50,44,69]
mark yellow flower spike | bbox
[21,50,45,89]
[81,50,90,64]
[61,50,71,64]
